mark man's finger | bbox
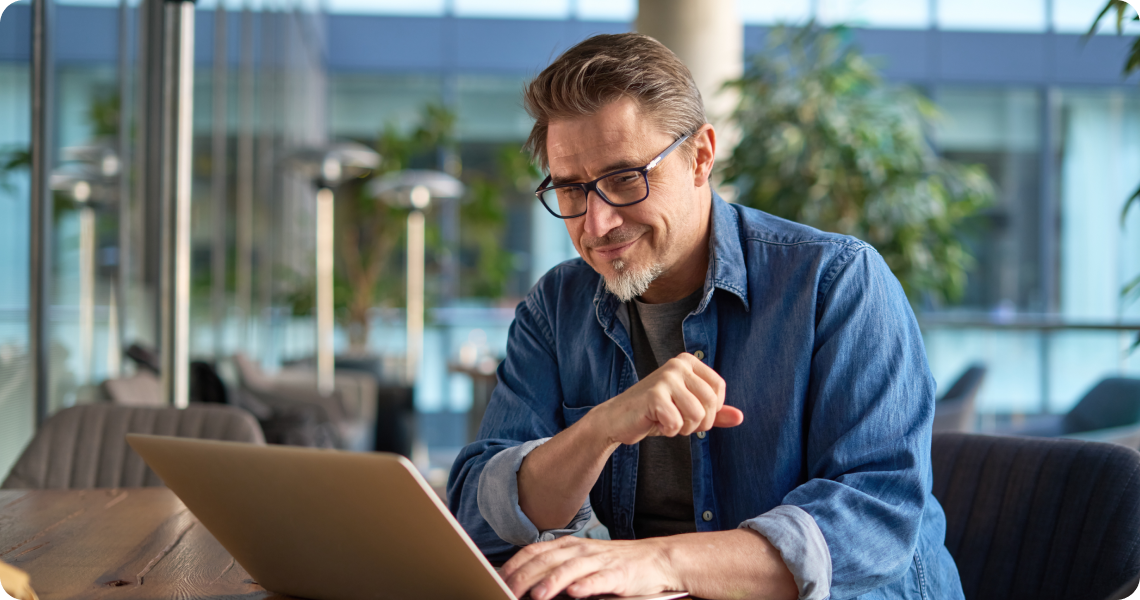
[682,368,721,432]
[566,568,621,598]
[668,379,707,436]
[648,393,684,437]
[532,556,605,600]
[504,544,589,599]
[684,354,726,402]
[713,405,744,428]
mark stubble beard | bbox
[605,258,664,303]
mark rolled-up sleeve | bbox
[447,270,591,562]
[477,438,593,546]
[740,505,832,600]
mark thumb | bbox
[712,405,744,428]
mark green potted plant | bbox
[721,24,995,306]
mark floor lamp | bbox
[52,143,121,386]
[368,170,465,385]
[283,143,380,396]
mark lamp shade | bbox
[368,169,465,209]
[282,142,381,187]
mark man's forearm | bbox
[517,410,620,531]
[663,529,798,600]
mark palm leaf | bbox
[1123,183,1140,225]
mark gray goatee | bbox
[605,259,664,303]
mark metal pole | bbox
[316,187,334,395]
[256,7,278,358]
[159,0,195,408]
[406,209,425,384]
[29,0,55,426]
[113,0,132,378]
[211,0,228,359]
[235,3,254,351]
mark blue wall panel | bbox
[0,4,31,62]
[328,15,446,72]
[937,31,1049,84]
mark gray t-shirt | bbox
[628,289,702,539]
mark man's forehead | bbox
[545,100,664,177]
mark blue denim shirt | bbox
[448,193,965,600]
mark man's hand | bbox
[588,353,744,446]
[516,353,743,532]
[500,530,798,600]
[501,536,677,600]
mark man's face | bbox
[546,97,711,302]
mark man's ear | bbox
[691,124,717,188]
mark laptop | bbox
[126,434,688,600]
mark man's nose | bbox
[582,190,623,239]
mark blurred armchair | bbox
[1002,377,1140,448]
[232,353,376,450]
[932,363,986,433]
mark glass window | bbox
[818,0,930,29]
[1057,88,1140,321]
[937,0,1047,32]
[329,74,443,142]
[0,56,34,480]
[1053,0,1140,34]
[737,0,812,24]
[933,87,1043,312]
[576,0,636,21]
[453,0,571,19]
[455,75,532,142]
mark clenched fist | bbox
[587,353,744,446]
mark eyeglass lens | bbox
[540,171,650,217]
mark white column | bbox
[636,0,743,158]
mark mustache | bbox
[583,225,650,249]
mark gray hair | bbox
[522,33,707,170]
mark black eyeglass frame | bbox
[534,133,692,219]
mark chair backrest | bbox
[1063,377,1140,435]
[1,403,265,490]
[102,372,165,406]
[932,433,1140,600]
[933,363,986,432]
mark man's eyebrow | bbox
[549,159,645,186]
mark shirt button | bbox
[694,350,705,360]
[696,431,706,439]
[702,511,713,522]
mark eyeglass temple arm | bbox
[646,133,691,171]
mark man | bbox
[448,33,964,600]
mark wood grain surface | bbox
[0,489,293,600]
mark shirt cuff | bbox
[739,505,832,600]
[477,438,594,546]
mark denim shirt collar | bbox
[592,190,750,331]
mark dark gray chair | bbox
[1004,377,1140,447]
[932,433,1140,600]
[933,363,986,432]
[1,403,264,489]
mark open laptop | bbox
[126,434,688,600]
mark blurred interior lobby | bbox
[0,0,1138,488]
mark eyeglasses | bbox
[534,133,691,219]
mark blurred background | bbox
[0,0,1138,485]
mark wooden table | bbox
[0,488,288,599]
